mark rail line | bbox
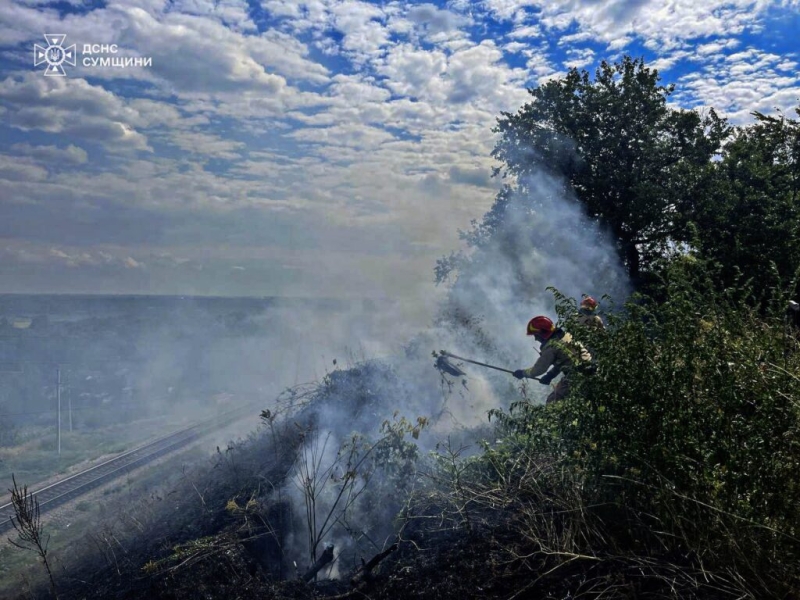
[0,403,259,535]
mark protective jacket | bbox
[787,301,800,330]
[522,329,591,380]
[575,312,605,330]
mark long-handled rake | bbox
[434,350,539,380]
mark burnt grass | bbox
[7,361,768,600]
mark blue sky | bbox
[0,0,798,304]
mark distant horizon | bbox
[0,292,393,301]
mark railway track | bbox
[0,403,259,535]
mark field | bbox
[0,409,261,595]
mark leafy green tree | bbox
[490,56,729,285]
[690,108,800,296]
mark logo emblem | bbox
[34,34,76,77]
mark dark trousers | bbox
[545,379,570,405]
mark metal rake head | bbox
[434,354,466,377]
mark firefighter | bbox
[575,295,605,330]
[787,300,800,331]
[513,315,592,404]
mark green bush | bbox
[487,264,800,597]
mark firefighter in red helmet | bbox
[513,315,592,404]
[575,295,605,330]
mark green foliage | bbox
[486,273,800,596]
[691,108,800,297]
[375,414,427,480]
[490,56,729,283]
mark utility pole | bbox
[67,369,72,432]
[57,366,61,456]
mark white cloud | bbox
[648,49,692,72]
[261,0,303,19]
[523,46,555,78]
[673,47,800,123]
[168,130,246,158]
[563,47,596,69]
[0,241,158,272]
[1,0,798,301]
[507,24,542,39]
[328,73,392,106]
[696,38,741,56]
[0,0,58,46]
[127,98,208,129]
[326,0,392,65]
[440,39,530,108]
[606,35,632,50]
[10,142,88,165]
[407,3,471,35]
[288,122,396,149]
[484,0,793,51]
[166,0,256,32]
[47,246,146,269]
[0,153,49,181]
[124,256,143,268]
[556,30,594,45]
[119,7,289,93]
[482,0,538,22]
[1,1,330,92]
[381,42,448,98]
[0,73,152,152]
[261,0,331,31]
[502,41,528,53]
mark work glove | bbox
[578,362,597,375]
[512,369,526,379]
[539,371,556,385]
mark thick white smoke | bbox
[269,166,631,574]
[407,169,629,410]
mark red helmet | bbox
[580,296,598,311]
[527,315,555,339]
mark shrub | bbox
[486,264,800,597]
